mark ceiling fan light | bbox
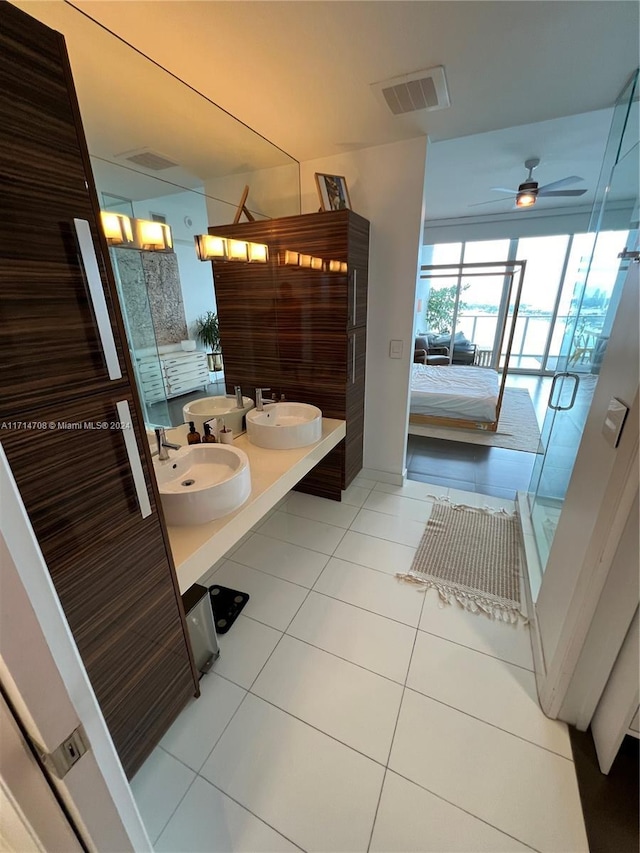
[516,191,537,207]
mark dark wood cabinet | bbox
[211,209,369,500]
[0,2,198,778]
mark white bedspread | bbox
[410,364,499,422]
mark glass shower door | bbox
[528,69,639,580]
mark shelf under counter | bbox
[162,418,346,592]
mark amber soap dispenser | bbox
[202,423,217,443]
[187,421,201,444]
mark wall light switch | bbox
[389,339,403,359]
[602,397,629,448]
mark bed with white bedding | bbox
[410,364,501,427]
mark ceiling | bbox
[17,1,639,219]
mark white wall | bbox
[204,163,301,226]
[132,190,216,337]
[300,137,428,481]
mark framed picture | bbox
[315,173,352,212]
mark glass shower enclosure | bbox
[527,69,639,583]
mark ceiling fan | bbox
[471,158,588,209]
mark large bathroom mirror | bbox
[17,0,300,427]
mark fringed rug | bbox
[397,501,526,622]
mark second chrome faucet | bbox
[255,387,271,411]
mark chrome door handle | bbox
[74,218,122,380]
[351,334,356,384]
[352,268,357,326]
[548,372,581,411]
[116,400,152,519]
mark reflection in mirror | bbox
[18,0,300,427]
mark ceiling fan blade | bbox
[537,175,584,192]
[538,189,588,197]
[490,187,519,194]
[468,196,515,207]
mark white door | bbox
[0,691,82,852]
[0,444,152,852]
[534,259,639,720]
[591,610,639,773]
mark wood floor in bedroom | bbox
[406,435,536,500]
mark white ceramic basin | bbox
[183,395,254,436]
[246,402,322,450]
[154,444,251,526]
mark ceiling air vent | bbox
[371,66,450,115]
[118,149,179,171]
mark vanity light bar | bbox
[282,250,300,265]
[278,251,347,272]
[227,239,249,261]
[194,234,227,261]
[195,235,269,263]
[133,218,173,252]
[100,212,173,252]
[247,242,269,263]
[100,211,134,246]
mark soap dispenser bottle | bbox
[187,421,201,444]
[202,423,217,443]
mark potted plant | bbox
[194,311,222,371]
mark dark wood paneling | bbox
[211,210,369,500]
[0,4,128,407]
[295,442,345,501]
[0,2,198,779]
[1,392,196,776]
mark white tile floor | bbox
[131,477,588,853]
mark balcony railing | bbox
[452,311,607,372]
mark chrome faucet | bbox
[235,385,243,408]
[255,387,272,411]
[153,427,180,461]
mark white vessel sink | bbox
[183,395,254,436]
[246,402,322,450]
[154,444,251,526]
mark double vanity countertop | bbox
[157,418,346,592]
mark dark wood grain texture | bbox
[0,2,198,779]
[210,210,369,499]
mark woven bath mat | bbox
[396,501,525,622]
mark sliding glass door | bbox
[423,232,632,376]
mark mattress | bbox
[410,364,499,422]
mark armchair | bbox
[414,336,450,366]
[421,332,477,366]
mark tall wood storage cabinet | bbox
[211,210,369,500]
[0,2,198,778]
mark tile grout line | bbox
[401,684,574,762]
[243,690,391,769]
[385,768,543,853]
[304,586,422,630]
[196,775,308,853]
[157,742,307,853]
[189,481,543,851]
[416,624,535,672]
[149,749,201,847]
[366,568,429,852]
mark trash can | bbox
[182,583,219,675]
